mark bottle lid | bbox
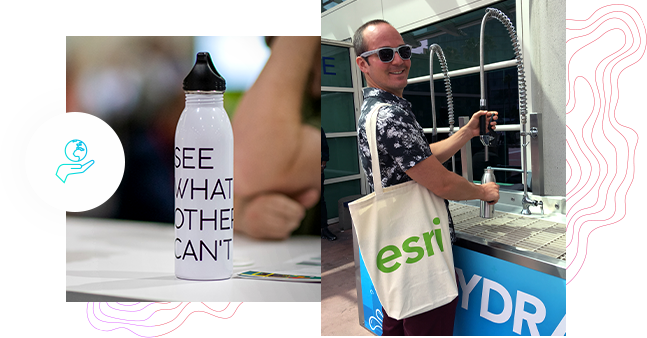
[183,52,226,91]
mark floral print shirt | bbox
[358,88,455,243]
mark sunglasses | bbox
[360,44,412,63]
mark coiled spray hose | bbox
[480,7,532,195]
[429,44,456,172]
[482,7,527,123]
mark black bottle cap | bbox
[183,52,226,91]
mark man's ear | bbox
[356,56,369,73]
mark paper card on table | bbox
[236,254,320,282]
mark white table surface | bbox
[66,217,320,302]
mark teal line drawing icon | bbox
[56,139,95,183]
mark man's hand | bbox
[232,37,321,240]
[466,111,498,138]
[428,110,499,162]
[480,182,500,205]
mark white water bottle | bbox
[174,52,234,280]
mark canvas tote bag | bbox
[349,103,458,320]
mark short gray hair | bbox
[353,19,391,57]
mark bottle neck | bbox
[185,91,224,107]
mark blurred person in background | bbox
[233,36,321,240]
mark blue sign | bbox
[453,246,566,336]
[358,250,383,335]
[356,246,566,336]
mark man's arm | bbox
[232,37,321,240]
[427,126,472,164]
[233,36,320,201]
[406,154,499,203]
[428,110,498,163]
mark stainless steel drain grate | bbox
[449,203,566,260]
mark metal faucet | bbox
[522,194,543,215]
[479,8,544,216]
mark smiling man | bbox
[356,22,411,96]
[354,20,500,335]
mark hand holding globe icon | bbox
[56,139,95,183]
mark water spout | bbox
[479,7,539,214]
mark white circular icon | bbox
[26,112,125,212]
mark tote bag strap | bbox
[366,103,390,195]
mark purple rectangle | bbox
[79,303,155,338]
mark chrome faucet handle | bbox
[521,195,533,215]
[521,195,543,215]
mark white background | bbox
[6,0,647,338]
[568,0,647,5]
[568,0,647,338]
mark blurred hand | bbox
[233,37,321,240]
[235,193,308,240]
